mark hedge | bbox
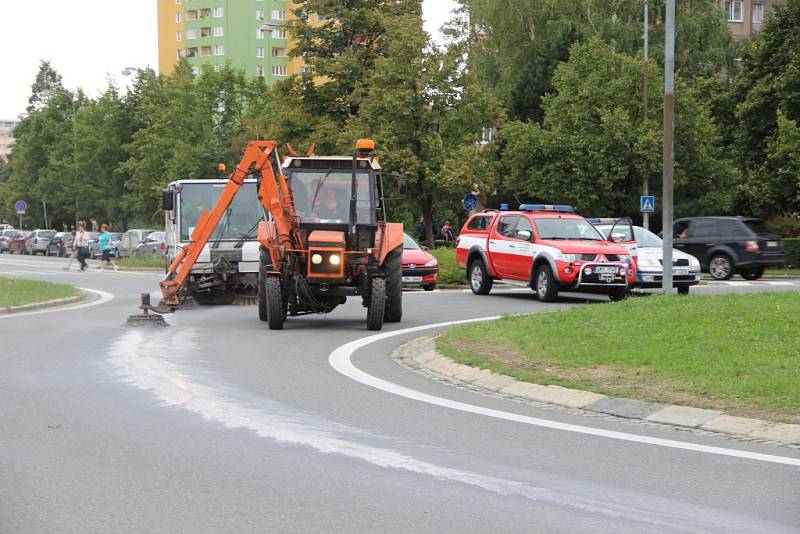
[784,238,800,268]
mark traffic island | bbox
[0,277,83,314]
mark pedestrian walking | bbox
[441,220,455,244]
[73,225,90,271]
[98,224,118,272]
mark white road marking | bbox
[329,318,800,467]
[766,281,794,286]
[724,281,752,286]
[0,287,114,318]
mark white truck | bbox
[163,179,267,304]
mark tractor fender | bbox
[377,222,404,265]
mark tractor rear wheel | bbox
[383,247,402,323]
[265,276,285,330]
[366,277,386,331]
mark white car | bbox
[594,223,701,295]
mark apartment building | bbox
[157,0,311,82]
[0,119,20,160]
[721,0,783,37]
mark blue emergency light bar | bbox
[519,204,576,213]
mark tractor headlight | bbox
[312,253,323,265]
[329,254,341,266]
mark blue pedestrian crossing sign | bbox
[463,193,478,211]
[640,195,655,213]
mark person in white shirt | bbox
[72,225,91,271]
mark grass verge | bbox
[0,277,78,308]
[430,247,464,285]
[115,255,165,269]
[438,292,800,423]
[765,268,800,276]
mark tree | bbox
[731,0,800,215]
[499,38,735,220]
[464,0,736,122]
[27,60,64,113]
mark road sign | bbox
[14,200,26,214]
[463,193,478,212]
[640,195,655,213]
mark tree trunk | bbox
[421,194,434,249]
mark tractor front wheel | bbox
[265,277,285,330]
[366,277,386,331]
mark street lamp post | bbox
[642,0,650,230]
[662,0,676,295]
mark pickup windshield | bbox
[534,218,605,241]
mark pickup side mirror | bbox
[516,230,532,241]
[162,189,174,211]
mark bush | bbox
[430,247,465,285]
[784,238,800,268]
[767,215,800,238]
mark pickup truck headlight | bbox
[424,258,438,267]
[556,254,576,262]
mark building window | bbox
[256,28,265,39]
[213,26,224,37]
[480,127,497,145]
[212,6,223,18]
[752,1,764,30]
[300,66,312,74]
[175,12,182,23]
[256,9,264,20]
[213,44,224,56]
[272,47,286,57]
[271,9,286,20]
[175,0,181,4]
[186,28,198,40]
[272,65,287,76]
[200,46,212,57]
[191,66,200,76]
[256,65,265,77]
[725,0,743,22]
[214,64,223,72]
[256,47,265,58]
[176,31,182,42]
[186,10,197,20]
[272,29,287,39]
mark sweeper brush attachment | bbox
[232,294,259,306]
[124,293,169,327]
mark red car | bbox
[456,205,636,301]
[8,231,30,254]
[402,233,438,291]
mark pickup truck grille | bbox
[578,254,597,261]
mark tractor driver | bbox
[316,189,346,222]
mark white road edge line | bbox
[329,317,800,467]
[0,287,114,319]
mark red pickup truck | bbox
[455,205,636,302]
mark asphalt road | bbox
[1,254,799,533]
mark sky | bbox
[0,0,459,120]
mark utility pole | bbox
[42,200,48,229]
[72,96,79,231]
[662,0,675,295]
[642,0,650,230]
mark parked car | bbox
[401,233,438,291]
[456,205,636,302]
[46,231,74,257]
[0,229,23,253]
[671,217,785,280]
[591,220,701,295]
[0,224,14,231]
[8,231,30,254]
[24,229,57,255]
[117,228,158,258]
[84,232,101,258]
[136,231,167,257]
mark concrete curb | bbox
[395,335,800,446]
[0,293,85,315]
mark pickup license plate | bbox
[402,276,422,283]
[599,274,614,282]
[594,266,618,274]
[768,241,778,248]
[673,268,689,276]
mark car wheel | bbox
[423,284,436,292]
[677,286,690,295]
[740,267,764,280]
[534,264,559,302]
[708,254,733,280]
[468,259,493,295]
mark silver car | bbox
[595,223,701,295]
[117,228,158,258]
[136,231,167,258]
[25,229,57,255]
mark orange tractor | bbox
[155,139,403,330]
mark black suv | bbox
[671,217,784,280]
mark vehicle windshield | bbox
[290,170,374,225]
[39,230,57,239]
[111,233,123,240]
[403,233,420,250]
[178,182,262,241]
[534,218,605,240]
[596,225,662,247]
[743,219,774,235]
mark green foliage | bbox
[499,39,735,217]
[767,215,800,238]
[26,60,63,113]
[429,247,463,285]
[783,238,800,268]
